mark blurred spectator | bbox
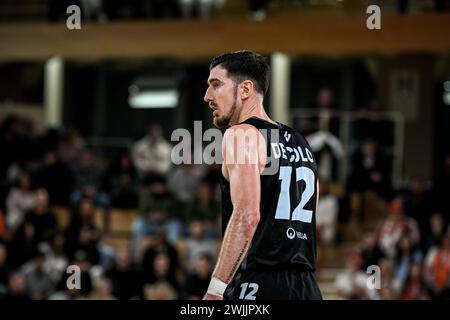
[352,100,386,144]
[51,250,93,299]
[167,163,204,205]
[74,225,101,266]
[69,148,110,230]
[143,281,177,300]
[141,230,179,285]
[145,252,180,295]
[314,87,340,135]
[378,258,396,299]
[360,231,384,271]
[97,234,117,270]
[348,138,391,222]
[6,160,30,188]
[379,286,396,300]
[72,250,94,296]
[306,88,343,182]
[23,189,57,245]
[400,262,429,300]
[6,222,38,269]
[65,198,101,264]
[48,287,85,300]
[392,234,423,294]
[424,232,450,299]
[183,253,213,299]
[58,128,85,171]
[377,197,420,259]
[5,173,36,232]
[20,249,54,300]
[0,115,38,217]
[334,252,369,300]
[131,125,172,179]
[348,137,391,200]
[183,220,218,272]
[316,180,338,245]
[183,179,220,237]
[105,152,138,209]
[1,273,31,300]
[422,213,447,254]
[70,148,107,200]
[403,177,434,236]
[307,130,344,183]
[43,233,69,286]
[90,277,117,300]
[132,175,182,257]
[105,247,142,300]
[34,151,73,206]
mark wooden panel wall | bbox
[1,13,450,61]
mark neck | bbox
[230,96,277,126]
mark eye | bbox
[211,81,221,89]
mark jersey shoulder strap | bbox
[238,117,280,131]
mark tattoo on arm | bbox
[227,239,249,283]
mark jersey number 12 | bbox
[274,166,315,223]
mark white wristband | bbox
[207,277,228,296]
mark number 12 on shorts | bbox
[275,166,315,223]
[239,282,259,300]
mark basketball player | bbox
[202,50,322,300]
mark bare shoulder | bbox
[223,124,267,171]
[223,123,260,139]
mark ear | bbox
[240,80,254,100]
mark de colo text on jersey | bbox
[270,142,315,164]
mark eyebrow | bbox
[207,78,222,85]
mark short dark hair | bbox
[210,50,270,95]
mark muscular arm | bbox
[213,164,260,282]
[204,125,264,299]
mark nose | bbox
[204,86,213,104]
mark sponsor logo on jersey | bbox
[284,131,291,142]
[286,227,308,240]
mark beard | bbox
[213,86,238,129]
[213,104,236,129]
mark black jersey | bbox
[220,117,319,272]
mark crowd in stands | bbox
[304,87,450,300]
[0,110,449,300]
[325,143,450,299]
[333,192,450,300]
[0,115,221,300]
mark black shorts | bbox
[224,270,323,300]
